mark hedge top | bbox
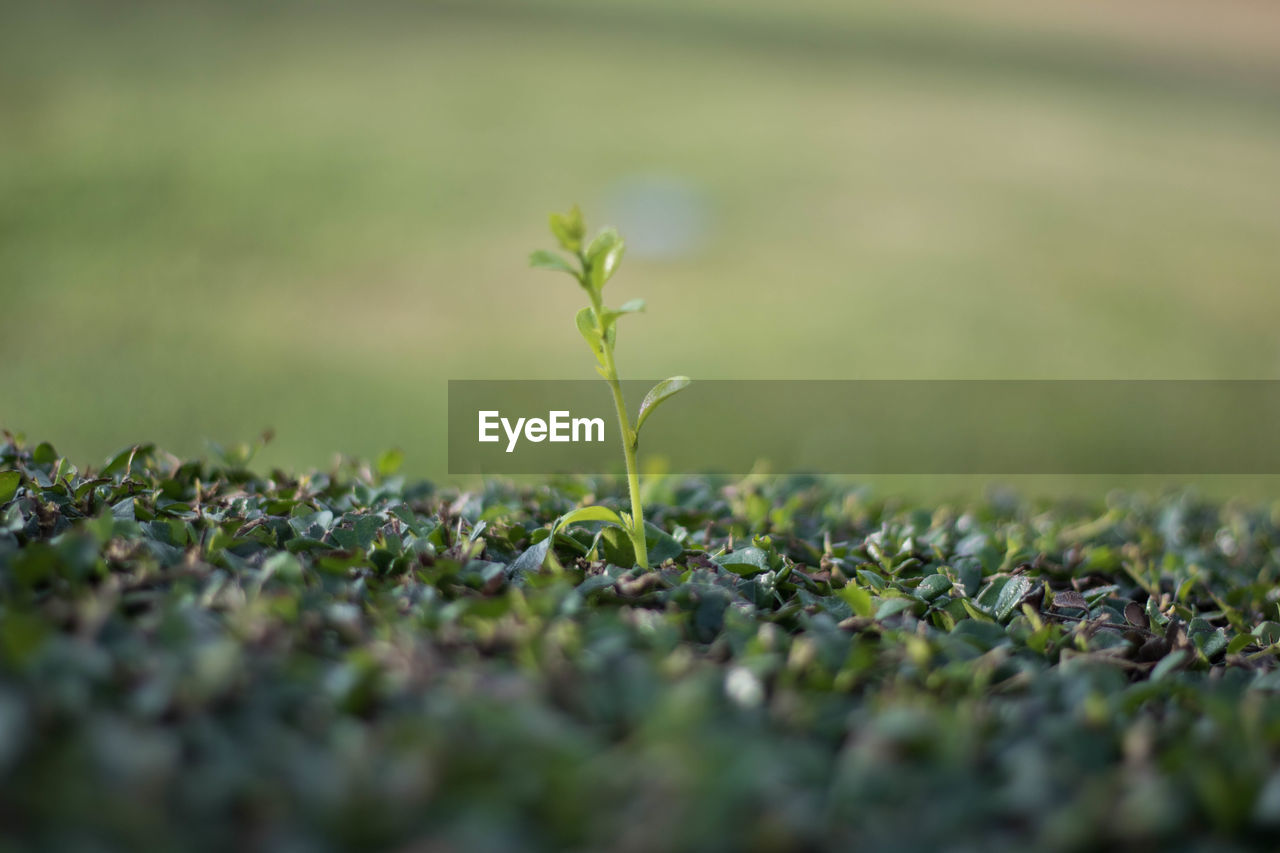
[3,436,1280,849]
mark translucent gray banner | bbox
[448,380,1280,475]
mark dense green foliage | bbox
[3,436,1280,851]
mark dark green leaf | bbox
[713,546,770,577]
[508,534,552,578]
[644,522,683,564]
[995,575,1032,621]
[1151,650,1187,681]
[915,573,953,601]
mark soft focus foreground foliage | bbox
[4,436,1280,851]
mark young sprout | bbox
[530,205,690,569]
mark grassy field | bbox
[5,435,1280,849]
[7,7,1280,846]
[4,1,1280,482]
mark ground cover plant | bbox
[4,435,1280,851]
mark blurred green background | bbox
[4,0,1280,487]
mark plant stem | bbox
[588,290,648,569]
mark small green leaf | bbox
[375,448,404,477]
[585,227,620,263]
[575,307,606,363]
[915,573,953,602]
[102,444,153,477]
[962,600,994,623]
[1193,626,1229,660]
[1227,633,1254,654]
[262,551,304,581]
[713,546,770,577]
[555,505,624,533]
[549,206,585,252]
[597,521,681,567]
[1255,621,1280,645]
[995,575,1032,621]
[590,238,626,290]
[509,535,552,578]
[875,598,914,620]
[601,298,646,328]
[529,250,579,277]
[596,526,637,566]
[644,522,683,564]
[951,619,1008,649]
[839,585,874,618]
[1151,649,1187,681]
[635,376,691,436]
[0,470,20,504]
[857,569,887,591]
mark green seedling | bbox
[530,205,689,569]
